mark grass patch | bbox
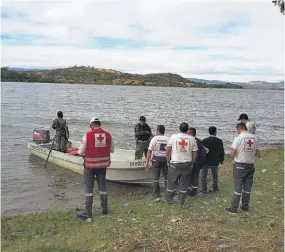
[2,148,284,252]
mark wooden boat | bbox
[27,140,155,184]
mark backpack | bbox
[196,138,207,168]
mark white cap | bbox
[89,117,100,124]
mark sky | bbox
[1,0,284,82]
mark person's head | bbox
[236,122,247,134]
[156,125,165,135]
[57,111,63,118]
[238,113,249,124]
[188,127,196,137]
[89,117,101,129]
[179,122,189,133]
[209,126,217,136]
[139,116,146,126]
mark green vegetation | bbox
[1,66,243,89]
[2,147,283,252]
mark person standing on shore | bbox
[187,127,207,196]
[238,113,257,134]
[165,122,198,205]
[226,122,260,213]
[145,125,169,199]
[51,111,69,153]
[134,116,153,159]
[77,117,114,222]
[201,126,224,194]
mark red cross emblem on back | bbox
[179,139,188,149]
[247,139,254,147]
[97,134,104,143]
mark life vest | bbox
[84,128,112,169]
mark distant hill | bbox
[232,80,284,90]
[7,67,50,72]
[189,77,284,90]
[0,66,244,89]
[188,78,228,85]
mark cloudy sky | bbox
[1,0,284,82]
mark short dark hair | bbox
[189,127,196,136]
[209,126,217,135]
[57,111,63,118]
[157,125,165,134]
[236,122,247,131]
[179,122,189,133]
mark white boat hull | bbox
[27,140,155,185]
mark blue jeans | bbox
[201,165,219,193]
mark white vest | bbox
[231,131,259,164]
[167,133,198,163]
[148,135,169,157]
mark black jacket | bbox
[134,123,152,141]
[194,137,207,169]
[202,136,224,166]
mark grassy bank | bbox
[2,148,284,252]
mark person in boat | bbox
[51,111,69,153]
[145,125,169,199]
[237,113,257,134]
[187,127,208,196]
[201,126,225,194]
[225,122,260,214]
[165,122,198,205]
[134,116,153,160]
[76,117,114,222]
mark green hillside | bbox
[1,66,243,89]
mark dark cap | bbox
[238,113,248,121]
[139,116,146,121]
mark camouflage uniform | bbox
[134,122,152,159]
[51,118,69,152]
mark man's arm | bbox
[219,140,225,164]
[110,137,114,153]
[51,119,57,130]
[77,134,87,156]
[166,146,172,165]
[145,150,152,170]
[231,136,238,157]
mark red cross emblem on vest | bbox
[247,139,254,147]
[97,134,104,143]
[179,139,188,149]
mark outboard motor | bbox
[32,129,50,144]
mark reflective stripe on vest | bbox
[84,156,110,168]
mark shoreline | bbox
[2,145,283,218]
[2,146,283,252]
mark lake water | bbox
[1,82,284,215]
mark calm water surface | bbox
[1,82,284,215]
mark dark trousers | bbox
[135,140,150,160]
[151,156,168,198]
[231,162,255,210]
[84,168,108,217]
[188,164,200,195]
[166,162,193,205]
[201,165,219,193]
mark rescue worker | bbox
[226,123,260,213]
[165,122,198,205]
[134,116,152,160]
[76,117,114,222]
[187,127,207,196]
[238,113,257,134]
[201,126,224,194]
[145,125,169,199]
[51,111,69,152]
